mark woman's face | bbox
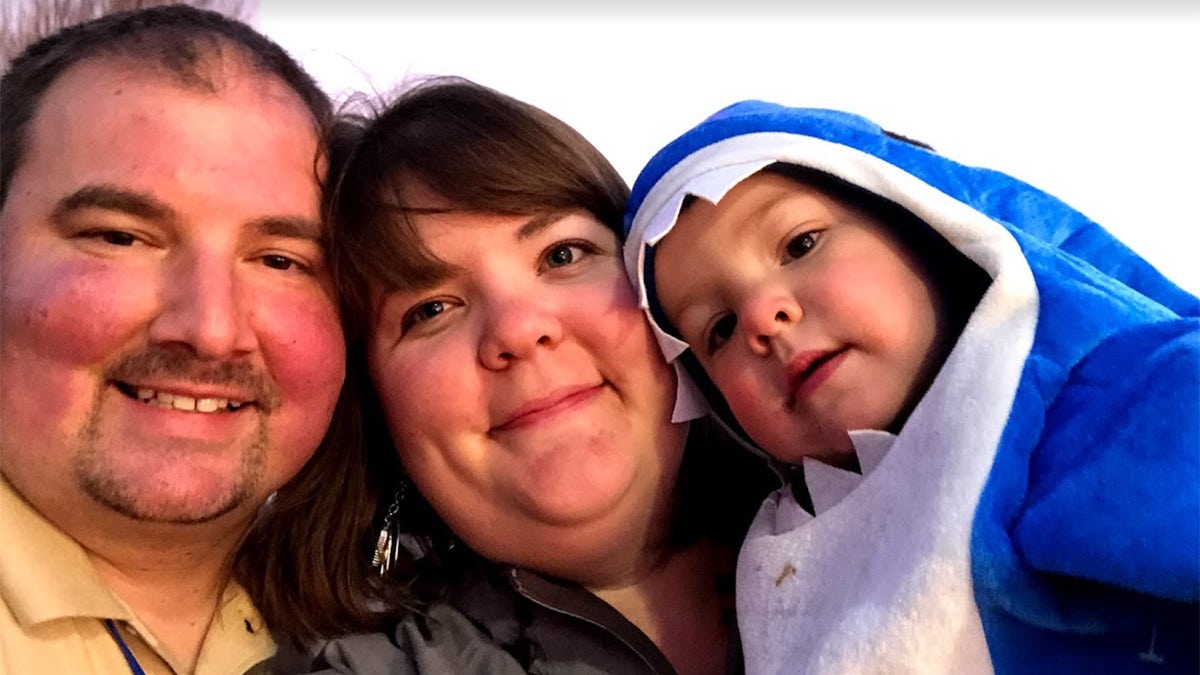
[367,189,684,578]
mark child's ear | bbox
[882,128,936,152]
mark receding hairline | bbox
[15,47,326,169]
[66,42,317,109]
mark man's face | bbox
[0,57,345,526]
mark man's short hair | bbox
[0,3,332,206]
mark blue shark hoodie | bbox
[622,101,1199,674]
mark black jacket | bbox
[306,564,741,675]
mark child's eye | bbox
[541,240,600,271]
[705,313,738,353]
[784,231,820,261]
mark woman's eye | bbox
[401,299,448,331]
[784,231,819,261]
[706,313,737,353]
[545,243,581,268]
[542,240,601,271]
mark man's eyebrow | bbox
[52,184,175,223]
[252,215,323,241]
[516,212,567,241]
[51,184,323,242]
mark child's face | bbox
[654,171,946,465]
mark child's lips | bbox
[786,348,849,407]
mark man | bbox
[0,5,346,673]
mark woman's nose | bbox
[477,299,564,370]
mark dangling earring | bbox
[371,484,404,576]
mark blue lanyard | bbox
[104,619,148,675]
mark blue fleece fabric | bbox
[625,101,1200,673]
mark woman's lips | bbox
[787,348,848,407]
[492,384,604,432]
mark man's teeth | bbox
[135,388,244,412]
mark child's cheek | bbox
[712,364,772,428]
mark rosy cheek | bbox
[714,368,764,419]
[4,261,156,365]
[255,294,346,474]
[259,293,346,406]
[370,342,475,463]
[1,262,157,437]
[584,277,659,356]
[376,357,439,435]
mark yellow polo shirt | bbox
[0,478,276,674]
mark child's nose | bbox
[743,293,802,356]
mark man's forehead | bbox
[7,53,324,226]
[28,52,318,150]
[44,48,307,113]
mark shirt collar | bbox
[0,476,133,627]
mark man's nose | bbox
[148,251,256,358]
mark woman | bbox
[246,77,773,674]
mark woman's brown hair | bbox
[331,75,629,337]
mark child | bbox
[623,100,1199,674]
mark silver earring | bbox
[371,485,404,576]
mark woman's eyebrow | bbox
[516,212,567,241]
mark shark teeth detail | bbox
[134,387,245,412]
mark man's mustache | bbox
[104,345,282,413]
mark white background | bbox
[257,4,1199,294]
